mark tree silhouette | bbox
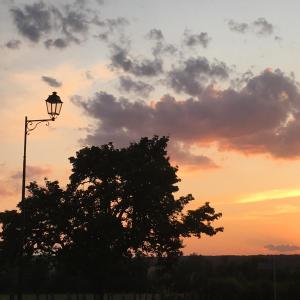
[0,136,223,290]
[65,136,223,257]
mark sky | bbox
[1,0,300,255]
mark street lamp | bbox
[18,92,63,300]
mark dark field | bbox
[1,255,300,299]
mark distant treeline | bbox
[1,255,300,299]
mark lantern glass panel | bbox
[57,102,62,115]
[51,102,54,116]
[46,101,51,115]
[54,102,58,115]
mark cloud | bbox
[51,4,90,42]
[1,0,15,5]
[166,57,229,96]
[85,70,94,80]
[93,17,129,42]
[118,76,154,98]
[146,29,164,41]
[10,1,89,46]
[71,92,218,168]
[228,20,249,34]
[145,28,177,58]
[95,0,104,5]
[238,189,300,204]
[10,2,52,42]
[9,1,128,49]
[5,39,21,49]
[41,76,62,87]
[228,18,274,36]
[11,165,52,180]
[168,142,219,169]
[0,182,14,197]
[101,18,129,32]
[73,69,300,160]
[253,18,274,36]
[44,38,69,49]
[152,41,177,58]
[183,30,211,48]
[265,244,300,252]
[94,32,110,42]
[110,44,163,77]
[71,91,153,146]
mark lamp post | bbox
[18,92,63,300]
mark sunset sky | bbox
[1,0,300,255]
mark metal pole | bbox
[22,116,27,220]
[273,255,277,300]
[18,116,28,300]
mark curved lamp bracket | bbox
[26,118,54,135]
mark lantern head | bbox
[45,92,63,120]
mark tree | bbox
[66,136,223,257]
[0,136,223,289]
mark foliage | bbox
[0,136,223,290]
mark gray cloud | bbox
[5,39,21,49]
[74,0,89,8]
[228,20,249,33]
[11,165,52,180]
[11,2,52,42]
[253,17,274,36]
[265,244,300,252]
[94,17,128,32]
[118,76,154,98]
[10,1,128,49]
[168,142,218,169]
[228,18,274,36]
[10,1,89,46]
[44,38,69,49]
[95,32,109,42]
[104,18,128,32]
[1,0,15,5]
[73,70,300,160]
[146,29,164,41]
[110,44,163,77]
[59,9,89,37]
[152,41,177,58]
[95,0,104,5]
[183,30,211,48]
[71,92,218,168]
[145,28,177,58]
[93,17,129,44]
[85,70,94,80]
[41,76,62,87]
[166,57,230,96]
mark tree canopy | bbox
[0,136,223,290]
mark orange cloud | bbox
[237,189,300,204]
[11,165,52,180]
[0,181,15,197]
